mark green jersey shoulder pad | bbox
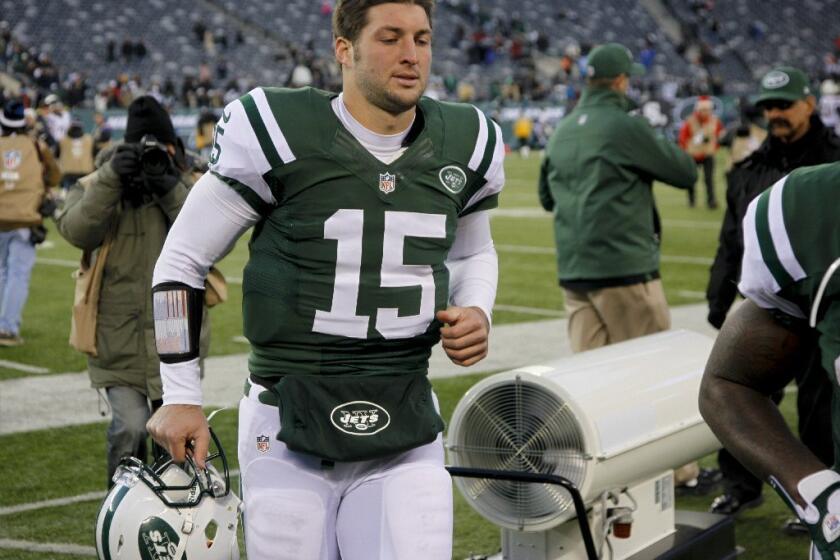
[209,87,336,212]
[739,161,840,319]
[421,98,506,215]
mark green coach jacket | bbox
[538,87,697,283]
[55,145,209,400]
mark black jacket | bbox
[706,116,840,327]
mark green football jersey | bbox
[739,161,840,462]
[208,87,504,381]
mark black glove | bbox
[109,144,141,178]
[144,167,180,196]
[29,225,47,245]
[707,309,726,330]
[38,197,57,218]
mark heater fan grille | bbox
[448,375,589,530]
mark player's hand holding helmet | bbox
[95,427,241,560]
[772,470,840,560]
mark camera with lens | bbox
[121,134,175,193]
[139,134,173,176]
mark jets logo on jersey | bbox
[379,172,396,194]
[330,401,391,436]
[439,165,467,194]
[256,434,270,453]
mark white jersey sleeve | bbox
[446,211,498,325]
[153,173,261,405]
[463,108,505,215]
[738,174,807,319]
[209,87,300,210]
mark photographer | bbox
[54,96,210,487]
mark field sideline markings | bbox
[0,359,50,374]
[492,208,721,230]
[0,538,95,557]
[0,491,106,516]
[35,257,80,268]
[494,304,564,317]
[495,244,713,265]
[0,470,240,517]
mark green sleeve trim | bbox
[754,190,793,287]
[210,171,273,216]
[241,92,284,169]
[475,114,497,179]
[460,192,499,216]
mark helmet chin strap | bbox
[206,408,229,423]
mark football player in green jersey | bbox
[700,162,840,559]
[146,1,505,558]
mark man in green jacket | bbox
[55,96,209,487]
[538,42,697,353]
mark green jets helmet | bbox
[95,430,241,560]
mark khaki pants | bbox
[564,279,698,484]
[563,279,671,354]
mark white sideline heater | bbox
[446,330,737,560]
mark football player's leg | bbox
[564,288,608,352]
[336,436,453,560]
[239,394,341,560]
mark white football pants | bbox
[238,383,453,560]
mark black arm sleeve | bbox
[706,177,742,322]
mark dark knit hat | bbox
[0,100,26,129]
[124,96,177,144]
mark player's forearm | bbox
[446,211,498,325]
[699,375,825,495]
[447,249,498,326]
[700,300,824,497]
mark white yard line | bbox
[495,244,713,265]
[676,290,706,299]
[0,491,106,516]
[0,538,96,557]
[0,470,240,517]
[0,359,50,374]
[491,208,721,230]
[494,304,564,318]
[34,257,79,268]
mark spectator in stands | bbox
[54,96,210,487]
[121,38,133,62]
[706,67,839,527]
[0,100,59,346]
[512,111,533,157]
[91,112,112,156]
[289,57,314,88]
[678,96,723,208]
[43,94,71,142]
[820,79,840,136]
[538,42,696,352]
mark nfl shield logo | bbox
[3,150,21,170]
[379,172,396,194]
[256,435,270,453]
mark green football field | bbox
[0,151,810,558]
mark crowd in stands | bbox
[1,0,839,128]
